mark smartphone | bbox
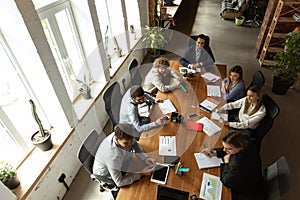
[188,113,199,119]
[161,116,170,121]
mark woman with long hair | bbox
[202,130,264,200]
[221,65,245,102]
[217,85,266,136]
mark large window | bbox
[38,1,92,101]
[0,31,51,166]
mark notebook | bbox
[157,185,189,200]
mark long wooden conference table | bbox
[117,61,231,200]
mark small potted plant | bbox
[29,99,53,151]
[142,18,167,61]
[0,161,20,190]
[270,32,300,95]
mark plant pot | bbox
[31,130,53,151]
[272,76,294,95]
[79,87,92,99]
[1,175,20,190]
[235,16,245,26]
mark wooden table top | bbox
[117,61,231,200]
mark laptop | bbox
[157,185,189,200]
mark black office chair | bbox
[103,82,123,130]
[252,94,280,151]
[264,156,291,200]
[129,59,142,86]
[77,129,117,192]
[246,70,265,91]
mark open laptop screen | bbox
[157,185,189,200]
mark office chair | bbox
[252,94,280,151]
[129,59,142,86]
[264,156,291,200]
[103,82,123,130]
[246,70,265,91]
[244,0,262,27]
[77,129,117,192]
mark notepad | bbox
[159,99,177,114]
[194,152,222,169]
[197,117,222,136]
[200,173,222,200]
[198,97,220,113]
[159,136,177,156]
[201,72,221,82]
[207,85,221,97]
[187,122,203,131]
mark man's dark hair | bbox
[130,85,144,98]
[221,130,248,150]
[114,123,134,140]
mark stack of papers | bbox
[201,72,221,82]
[158,99,177,114]
[207,85,221,97]
[200,173,222,200]
[197,117,222,136]
[159,136,177,156]
[198,97,220,113]
[194,152,222,169]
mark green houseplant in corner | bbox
[29,99,53,151]
[142,18,167,61]
[271,32,300,95]
[0,161,20,189]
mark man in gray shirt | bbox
[93,123,155,188]
[119,85,167,138]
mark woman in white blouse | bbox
[217,85,266,136]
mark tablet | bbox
[150,164,170,185]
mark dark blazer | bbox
[216,142,264,200]
[179,45,215,72]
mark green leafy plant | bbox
[0,161,17,182]
[271,33,300,82]
[142,18,167,57]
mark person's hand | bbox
[223,154,230,163]
[141,158,156,176]
[201,148,217,157]
[224,121,229,126]
[155,98,164,103]
[155,116,168,125]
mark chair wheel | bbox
[99,186,105,192]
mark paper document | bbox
[207,85,221,97]
[198,97,220,113]
[159,136,177,156]
[201,72,221,82]
[159,99,177,114]
[194,152,222,169]
[197,117,222,136]
[138,103,150,117]
[200,173,222,200]
[211,112,228,122]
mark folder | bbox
[187,122,203,131]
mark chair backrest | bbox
[129,59,142,86]
[77,130,106,174]
[264,156,291,200]
[253,94,280,151]
[103,82,122,128]
[246,70,265,91]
